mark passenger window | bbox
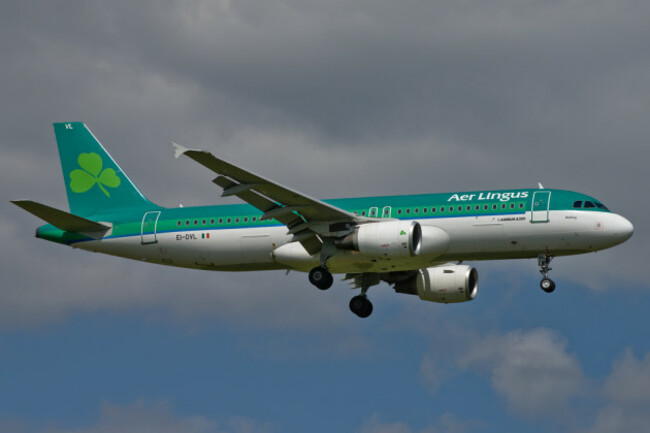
[185,220,190,226]
[210,219,215,224]
[177,221,181,226]
[431,207,436,213]
[484,205,488,210]
[414,208,419,214]
[510,203,515,209]
[475,205,480,210]
[585,201,595,208]
[243,217,248,223]
[449,207,453,212]
[227,218,232,223]
[252,217,257,222]
[235,218,240,223]
[501,204,506,209]
[361,211,366,216]
[423,208,427,213]
[519,203,524,209]
[573,201,583,208]
[466,206,471,211]
[492,204,497,210]
[397,209,402,215]
[202,219,206,225]
[406,209,410,214]
[440,207,445,212]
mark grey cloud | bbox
[459,328,583,417]
[39,400,271,433]
[6,0,650,146]
[581,407,650,433]
[358,413,470,433]
[604,348,650,404]
[579,349,650,433]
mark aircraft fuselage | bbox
[38,188,633,274]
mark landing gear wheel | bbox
[537,254,556,293]
[309,266,333,290]
[540,278,556,293]
[349,295,373,318]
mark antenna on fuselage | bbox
[538,182,545,189]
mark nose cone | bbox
[611,214,634,242]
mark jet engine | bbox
[338,220,422,258]
[336,221,450,260]
[394,264,478,303]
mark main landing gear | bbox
[348,273,376,318]
[538,254,556,293]
[308,266,375,318]
[308,242,336,291]
[309,266,333,290]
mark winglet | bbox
[171,142,190,159]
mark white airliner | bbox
[12,123,634,317]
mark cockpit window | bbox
[584,201,595,208]
[596,202,609,211]
[573,201,583,208]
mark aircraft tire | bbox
[349,295,373,318]
[309,266,333,290]
[540,278,556,293]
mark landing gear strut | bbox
[309,241,336,290]
[538,254,556,293]
[309,266,333,290]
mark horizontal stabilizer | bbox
[11,200,110,233]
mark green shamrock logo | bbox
[69,153,121,197]
[400,230,406,235]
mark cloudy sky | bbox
[1,0,649,431]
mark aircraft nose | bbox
[611,214,634,241]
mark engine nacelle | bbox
[395,264,478,303]
[418,225,451,258]
[350,220,422,258]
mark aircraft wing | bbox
[172,143,369,254]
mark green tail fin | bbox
[54,122,159,216]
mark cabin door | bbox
[531,191,551,223]
[141,211,161,244]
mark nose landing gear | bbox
[538,254,556,293]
